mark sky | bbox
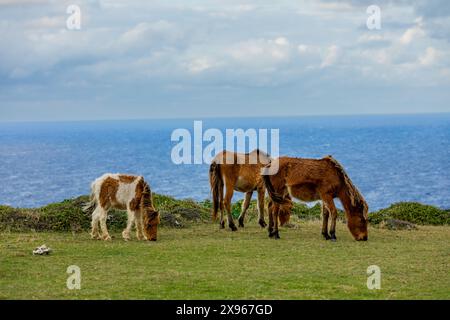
[0,0,450,121]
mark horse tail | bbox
[262,169,287,204]
[83,181,97,213]
[209,161,223,221]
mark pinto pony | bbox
[83,174,160,241]
[209,149,291,231]
[263,156,368,241]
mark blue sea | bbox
[0,114,449,210]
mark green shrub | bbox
[0,194,210,232]
[290,202,345,221]
[154,194,211,223]
[0,206,41,232]
[369,202,450,225]
[1,197,448,233]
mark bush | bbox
[0,194,210,232]
[369,202,450,225]
[0,197,448,233]
[154,194,211,225]
[0,205,42,232]
[290,202,345,221]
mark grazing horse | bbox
[263,156,368,241]
[83,174,160,241]
[209,150,270,230]
[268,196,293,226]
[209,149,291,231]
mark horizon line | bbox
[1,111,450,124]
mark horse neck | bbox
[141,183,154,209]
[338,188,357,218]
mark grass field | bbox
[1,220,449,300]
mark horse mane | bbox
[252,149,272,163]
[140,180,154,209]
[255,149,270,157]
[324,155,368,219]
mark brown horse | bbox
[209,149,270,230]
[209,149,291,231]
[263,156,368,241]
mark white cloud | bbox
[229,37,291,66]
[185,57,216,74]
[208,4,256,18]
[1,0,450,120]
[0,0,46,5]
[117,20,181,51]
[357,34,384,43]
[418,47,439,66]
[26,16,65,29]
[321,45,340,68]
[400,19,425,45]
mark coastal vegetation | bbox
[1,196,449,299]
[0,195,448,232]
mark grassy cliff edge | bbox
[0,195,449,232]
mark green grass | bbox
[1,220,449,300]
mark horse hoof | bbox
[220,222,225,229]
[269,231,280,238]
[322,233,331,240]
[230,225,238,232]
[259,220,267,228]
[238,219,244,228]
[331,238,337,242]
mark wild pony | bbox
[263,156,368,241]
[209,149,291,230]
[83,174,160,241]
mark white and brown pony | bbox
[83,174,160,241]
[209,149,291,231]
[263,156,368,241]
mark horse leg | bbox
[321,202,331,240]
[268,202,274,235]
[219,183,225,229]
[99,207,111,241]
[257,188,267,228]
[134,210,145,240]
[122,208,135,241]
[269,204,280,239]
[238,191,253,228]
[90,207,102,240]
[224,184,237,231]
[323,195,338,241]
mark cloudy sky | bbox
[0,0,449,121]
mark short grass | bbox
[1,221,449,300]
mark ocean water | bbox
[0,114,449,210]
